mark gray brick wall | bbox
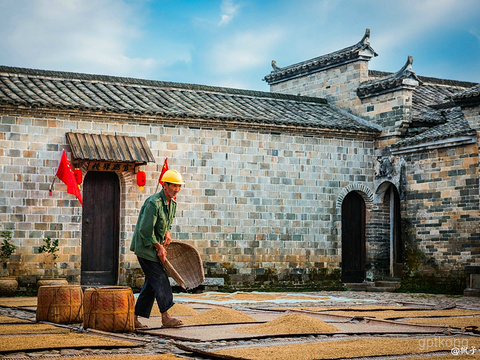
[0,113,376,286]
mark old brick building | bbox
[0,29,478,291]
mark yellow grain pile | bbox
[237,313,339,335]
[181,307,256,325]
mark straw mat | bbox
[0,314,31,324]
[0,332,138,353]
[211,336,480,360]
[164,241,204,290]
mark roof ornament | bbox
[271,60,282,72]
[400,55,414,73]
[360,28,371,45]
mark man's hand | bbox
[154,243,167,263]
[163,231,172,246]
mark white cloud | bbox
[219,0,240,26]
[0,0,156,77]
[208,29,285,75]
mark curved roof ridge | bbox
[263,29,377,85]
[357,56,421,98]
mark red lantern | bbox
[74,168,82,189]
[137,171,146,191]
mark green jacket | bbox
[130,190,177,262]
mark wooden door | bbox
[341,191,366,283]
[81,171,120,285]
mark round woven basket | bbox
[164,241,205,290]
[83,286,135,333]
[36,285,83,324]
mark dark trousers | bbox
[135,256,174,318]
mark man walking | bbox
[130,169,184,329]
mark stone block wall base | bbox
[463,288,480,297]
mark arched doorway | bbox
[81,171,120,285]
[341,191,366,283]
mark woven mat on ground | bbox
[0,323,71,335]
[0,297,37,308]
[0,314,31,324]
[405,315,480,329]
[309,309,480,320]
[177,336,480,360]
[140,315,447,342]
[0,332,139,354]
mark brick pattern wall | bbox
[269,61,369,117]
[0,112,376,286]
[402,144,480,270]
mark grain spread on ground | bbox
[58,355,185,360]
[214,336,480,360]
[288,305,420,311]
[236,313,339,335]
[0,314,31,324]
[149,302,199,317]
[320,309,480,319]
[175,292,328,302]
[405,316,480,328]
[0,297,37,307]
[181,307,256,325]
[0,333,136,353]
[0,323,71,335]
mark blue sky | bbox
[0,0,479,91]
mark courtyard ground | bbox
[0,290,479,359]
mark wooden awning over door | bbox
[66,132,155,166]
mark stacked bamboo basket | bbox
[35,241,204,332]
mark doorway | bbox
[341,191,366,283]
[81,171,120,285]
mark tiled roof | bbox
[368,69,477,117]
[66,132,155,164]
[357,56,421,98]
[263,29,377,85]
[0,66,380,134]
[448,83,480,106]
[392,114,476,148]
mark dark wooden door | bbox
[81,171,120,285]
[341,192,366,283]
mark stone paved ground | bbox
[0,291,479,359]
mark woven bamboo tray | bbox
[164,241,205,290]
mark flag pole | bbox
[49,177,56,196]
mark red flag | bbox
[158,157,169,185]
[55,150,83,205]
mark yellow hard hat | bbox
[161,169,184,184]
